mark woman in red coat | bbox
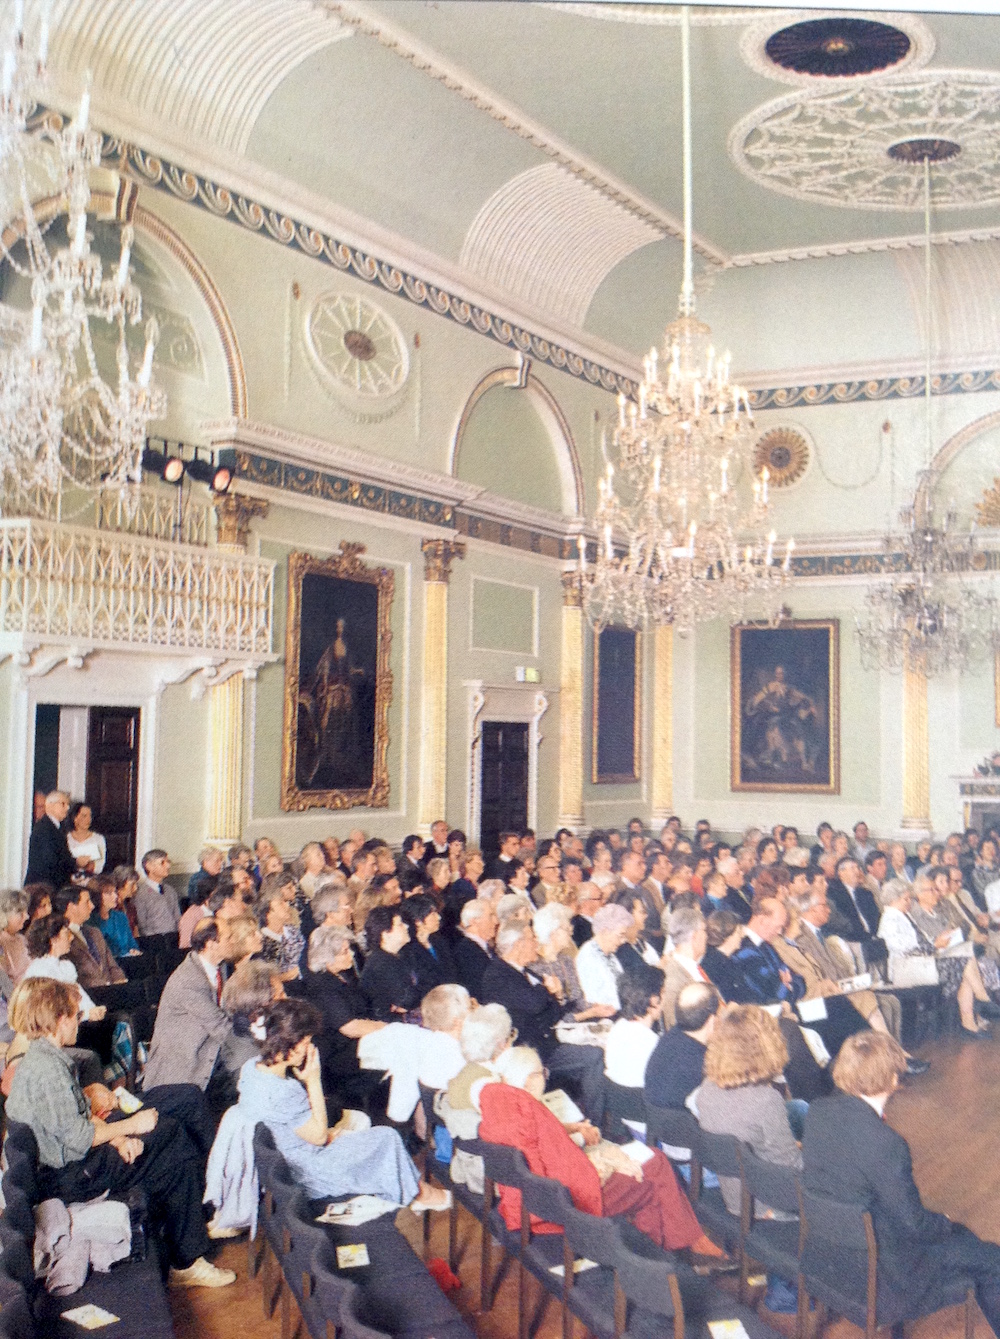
[478,1046,729,1263]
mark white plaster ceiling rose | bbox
[729,71,1000,211]
[740,11,934,87]
[304,292,409,412]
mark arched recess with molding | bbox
[916,408,1000,526]
[450,364,584,517]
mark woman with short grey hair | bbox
[0,888,30,984]
[303,924,386,1112]
[307,924,355,974]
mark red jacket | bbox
[478,1083,601,1232]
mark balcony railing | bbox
[0,518,273,656]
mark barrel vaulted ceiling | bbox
[39,0,1000,381]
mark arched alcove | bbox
[451,366,583,516]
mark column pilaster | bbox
[650,623,674,827]
[206,673,245,846]
[417,538,465,835]
[558,572,585,829]
[901,666,931,830]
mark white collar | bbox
[745,928,763,946]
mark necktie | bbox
[697,965,710,983]
[215,971,222,1005]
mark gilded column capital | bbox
[421,537,466,583]
[213,491,269,551]
[561,570,585,607]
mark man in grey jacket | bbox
[141,921,251,1098]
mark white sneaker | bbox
[207,1216,245,1240]
[169,1257,237,1289]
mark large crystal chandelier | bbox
[0,2,164,506]
[583,6,792,634]
[856,151,998,676]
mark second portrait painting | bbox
[731,619,839,794]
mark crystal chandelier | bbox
[582,5,792,634]
[856,151,998,677]
[0,2,165,507]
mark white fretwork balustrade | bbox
[94,486,212,547]
[0,518,273,655]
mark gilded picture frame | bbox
[592,625,642,784]
[731,619,840,794]
[281,542,394,811]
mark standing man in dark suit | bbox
[827,855,887,967]
[480,922,605,1124]
[25,791,77,888]
[803,1032,1000,1334]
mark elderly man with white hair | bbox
[452,895,499,997]
[660,905,710,1029]
[575,904,633,1011]
[24,791,76,888]
[480,922,606,1124]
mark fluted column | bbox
[650,623,674,827]
[901,667,931,829]
[206,673,245,846]
[558,572,585,829]
[418,538,465,835]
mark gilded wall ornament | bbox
[976,479,1000,529]
[753,427,810,488]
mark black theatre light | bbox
[211,449,237,494]
[162,456,185,485]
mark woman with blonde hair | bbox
[697,1004,804,1213]
[224,913,264,970]
[296,842,327,901]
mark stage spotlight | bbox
[211,449,237,493]
[163,456,185,484]
[185,455,216,485]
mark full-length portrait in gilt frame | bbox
[731,619,839,794]
[281,542,393,811]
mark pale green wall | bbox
[152,684,211,868]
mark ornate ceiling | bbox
[39,1,1000,372]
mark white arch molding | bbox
[915,407,1000,518]
[450,364,585,517]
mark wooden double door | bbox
[85,707,141,868]
[479,720,529,862]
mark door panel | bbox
[86,708,141,868]
[479,721,528,862]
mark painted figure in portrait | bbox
[282,544,393,811]
[731,621,839,794]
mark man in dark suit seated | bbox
[452,897,498,998]
[645,981,717,1109]
[53,885,127,991]
[480,921,605,1124]
[804,1032,1000,1336]
[572,884,603,947]
[484,831,522,884]
[826,855,887,968]
[25,791,77,888]
[717,856,754,924]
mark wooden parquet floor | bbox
[174,1032,1000,1339]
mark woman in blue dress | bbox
[238,998,450,1209]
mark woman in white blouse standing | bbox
[66,802,106,875]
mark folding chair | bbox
[691,1129,745,1258]
[642,1102,699,1188]
[513,1163,578,1339]
[478,1141,529,1313]
[740,1147,804,1333]
[799,1187,976,1339]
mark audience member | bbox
[134,849,181,935]
[645,981,718,1110]
[399,892,457,994]
[453,896,498,997]
[25,791,76,888]
[0,888,30,984]
[88,876,140,960]
[23,915,105,1021]
[66,803,107,875]
[359,905,421,1020]
[54,884,127,989]
[603,972,664,1089]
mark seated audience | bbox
[533,902,589,1014]
[400,892,458,994]
[826,855,886,967]
[54,884,127,989]
[696,1003,804,1217]
[141,919,244,1097]
[359,905,421,1020]
[66,802,107,875]
[614,888,663,977]
[305,925,386,1108]
[23,915,106,1021]
[296,841,328,900]
[25,883,53,924]
[452,896,498,997]
[110,866,141,938]
[223,913,263,971]
[804,1032,1000,1337]
[604,972,664,1089]
[187,846,224,908]
[480,921,605,1124]
[896,873,995,1037]
[221,958,286,1042]
[256,883,304,981]
[645,981,719,1110]
[6,978,234,1289]
[88,876,140,960]
[416,983,474,1091]
[660,905,710,1028]
[235,998,449,1209]
[479,1044,730,1263]
[0,888,30,984]
[575,903,632,1009]
[134,848,181,935]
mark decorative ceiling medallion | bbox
[753,427,811,488]
[887,138,961,163]
[765,18,909,78]
[741,12,933,88]
[729,72,1000,210]
[305,293,409,399]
